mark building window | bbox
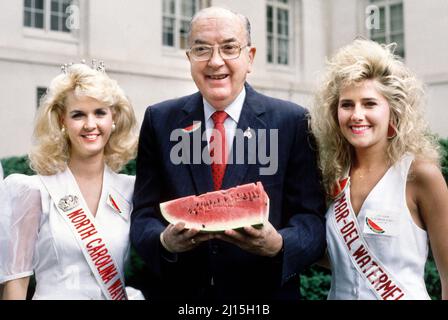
[368,0,405,57]
[267,0,291,65]
[24,0,45,29]
[24,0,72,33]
[163,0,209,49]
[37,87,47,108]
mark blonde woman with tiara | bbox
[0,62,143,300]
[311,39,448,300]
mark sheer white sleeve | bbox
[0,174,42,283]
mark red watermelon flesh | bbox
[160,182,270,232]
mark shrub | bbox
[439,138,448,182]
[1,156,35,176]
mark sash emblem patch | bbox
[108,194,122,213]
[58,195,79,212]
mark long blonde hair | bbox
[310,39,440,195]
[29,63,138,175]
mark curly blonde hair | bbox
[310,39,440,196]
[29,63,138,175]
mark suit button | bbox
[211,245,219,254]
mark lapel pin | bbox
[243,127,253,139]
[182,121,201,134]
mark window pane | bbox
[35,12,44,28]
[63,3,71,32]
[25,0,32,9]
[62,1,70,14]
[267,6,273,33]
[277,9,289,36]
[390,33,404,57]
[51,14,59,30]
[24,11,32,27]
[267,35,273,63]
[277,0,288,4]
[390,4,403,32]
[35,0,44,10]
[163,0,175,14]
[62,21,70,32]
[278,39,288,65]
[163,17,175,46]
[182,0,196,17]
[179,20,190,49]
[371,7,385,37]
[51,0,59,12]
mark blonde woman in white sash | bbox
[0,63,140,299]
[311,39,448,300]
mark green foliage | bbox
[1,156,35,176]
[1,139,447,300]
[120,159,136,175]
[300,266,331,300]
[439,138,448,182]
[124,247,146,281]
[424,253,441,300]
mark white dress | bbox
[0,166,135,300]
[326,154,430,300]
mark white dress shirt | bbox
[203,87,246,155]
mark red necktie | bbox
[210,111,229,190]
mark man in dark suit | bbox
[131,7,326,301]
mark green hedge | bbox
[2,138,447,299]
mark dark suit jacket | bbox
[131,83,326,301]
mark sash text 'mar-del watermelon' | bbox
[160,182,270,232]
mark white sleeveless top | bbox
[326,154,430,300]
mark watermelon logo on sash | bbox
[366,217,385,234]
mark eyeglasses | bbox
[187,43,249,61]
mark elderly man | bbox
[131,7,326,301]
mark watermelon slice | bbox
[160,182,270,232]
[366,217,385,234]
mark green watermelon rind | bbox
[198,222,265,233]
[366,217,385,234]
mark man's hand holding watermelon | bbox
[160,222,214,253]
[161,220,283,258]
[214,221,283,257]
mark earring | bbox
[112,122,116,132]
[387,123,397,139]
[61,126,66,134]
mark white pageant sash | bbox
[39,170,128,300]
[330,181,408,300]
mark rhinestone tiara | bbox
[61,59,106,74]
